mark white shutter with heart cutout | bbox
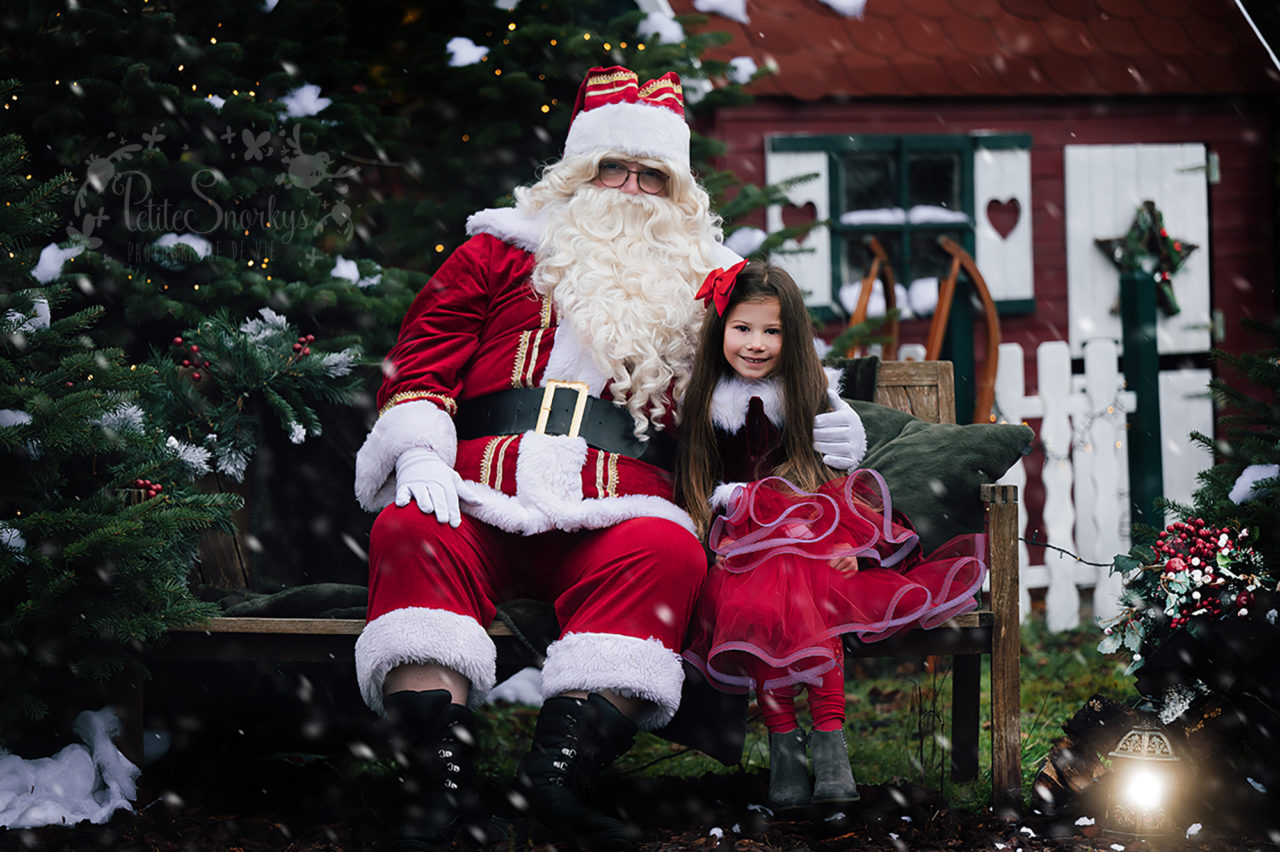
[763,141,832,313]
[974,140,1034,303]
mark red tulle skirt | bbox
[683,470,987,694]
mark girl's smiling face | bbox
[722,297,782,380]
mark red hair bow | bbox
[696,260,748,316]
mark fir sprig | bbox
[143,307,361,482]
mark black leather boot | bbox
[383,689,483,851]
[513,693,640,850]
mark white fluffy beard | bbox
[532,185,716,435]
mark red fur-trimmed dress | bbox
[682,376,988,694]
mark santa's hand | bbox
[394,447,463,527]
[813,388,866,471]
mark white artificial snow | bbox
[0,523,25,556]
[841,208,906,226]
[262,0,280,10]
[709,826,724,839]
[1229,463,1279,504]
[239,306,288,341]
[1186,823,1202,837]
[214,443,250,482]
[206,94,226,110]
[5,297,50,333]
[908,277,940,316]
[280,84,331,118]
[31,243,84,283]
[330,254,382,288]
[318,350,357,377]
[1019,826,1036,837]
[486,666,543,705]
[1110,844,1125,851]
[166,435,213,475]
[694,0,748,24]
[153,232,213,261]
[728,56,757,84]
[0,409,32,428]
[1247,777,1267,793]
[723,227,765,258]
[288,421,307,444]
[98,403,145,436]
[639,11,685,44]
[1075,816,1096,826]
[446,36,488,67]
[0,708,138,829]
[817,0,866,16]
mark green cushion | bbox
[850,400,1033,552]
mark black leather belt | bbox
[456,382,676,471]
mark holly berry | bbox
[189,344,200,354]
[191,371,202,381]
[182,359,191,367]
[301,347,310,356]
[202,360,210,368]
[293,343,302,352]
[172,336,183,346]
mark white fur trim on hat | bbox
[540,631,686,730]
[355,607,497,715]
[563,101,690,170]
[354,400,457,512]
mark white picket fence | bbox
[992,339,1137,632]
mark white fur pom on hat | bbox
[563,65,690,170]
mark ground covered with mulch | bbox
[9,749,1278,852]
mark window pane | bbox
[907,152,961,214]
[840,153,896,216]
[909,230,967,284]
[840,232,902,295]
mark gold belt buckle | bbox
[535,380,590,439]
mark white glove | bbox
[394,447,463,527]
[813,388,865,471]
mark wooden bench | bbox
[113,360,1021,814]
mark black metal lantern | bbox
[1104,714,1182,836]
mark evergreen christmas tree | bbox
[0,0,809,591]
[0,127,237,729]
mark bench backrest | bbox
[872,360,956,425]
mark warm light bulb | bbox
[1120,766,1167,812]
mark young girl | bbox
[677,260,987,812]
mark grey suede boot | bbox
[809,728,860,805]
[767,728,810,812]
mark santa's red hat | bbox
[563,66,690,170]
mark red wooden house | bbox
[669,0,1279,527]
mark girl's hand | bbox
[830,555,859,573]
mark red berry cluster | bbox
[292,334,315,356]
[171,336,211,382]
[1155,518,1236,628]
[131,478,164,500]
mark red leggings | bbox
[752,642,847,733]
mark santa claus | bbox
[352,66,863,850]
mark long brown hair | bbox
[676,260,836,537]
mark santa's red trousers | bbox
[364,506,706,722]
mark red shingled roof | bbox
[667,0,1280,98]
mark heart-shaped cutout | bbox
[986,198,1020,240]
[782,202,818,243]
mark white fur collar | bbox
[710,375,784,433]
[709,367,845,433]
[465,207,546,254]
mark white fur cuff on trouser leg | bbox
[355,607,497,716]
[540,632,685,731]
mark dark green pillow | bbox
[850,400,1033,552]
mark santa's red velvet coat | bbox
[352,205,739,728]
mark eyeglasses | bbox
[596,161,669,195]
